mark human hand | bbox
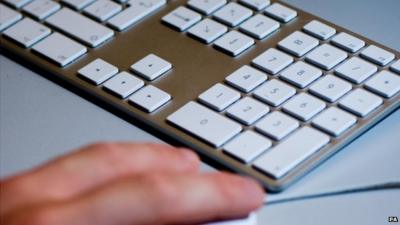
[1,142,265,225]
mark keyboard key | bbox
[225,65,267,93]
[306,44,347,70]
[253,79,296,106]
[161,6,201,31]
[128,85,171,112]
[278,31,319,57]
[213,2,252,27]
[264,3,296,23]
[4,0,31,8]
[3,18,51,48]
[167,101,242,147]
[335,57,377,84]
[83,0,122,22]
[255,111,299,140]
[390,60,400,74]
[32,32,87,66]
[365,70,400,98]
[213,30,254,56]
[303,20,336,40]
[239,0,270,11]
[253,126,329,179]
[62,0,95,10]
[331,32,365,53]
[360,45,395,66]
[252,48,293,74]
[308,74,352,102]
[78,58,118,84]
[0,4,22,32]
[239,14,279,39]
[198,83,240,111]
[130,54,172,81]
[46,8,114,47]
[339,89,383,117]
[226,97,269,125]
[282,93,326,121]
[23,0,60,20]
[312,107,357,136]
[187,18,228,44]
[223,130,272,163]
[109,0,166,31]
[103,71,144,98]
[187,0,226,15]
[279,61,322,88]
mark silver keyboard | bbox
[1,0,399,191]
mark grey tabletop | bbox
[1,0,400,224]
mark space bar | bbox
[167,101,242,147]
[45,8,114,47]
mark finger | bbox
[5,172,265,225]
[1,142,200,215]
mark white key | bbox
[335,57,377,84]
[0,4,22,32]
[187,18,228,44]
[303,20,336,40]
[22,0,60,20]
[223,130,272,163]
[253,126,329,179]
[312,107,356,136]
[109,0,166,31]
[84,0,122,22]
[239,14,279,39]
[213,2,252,27]
[308,74,352,102]
[264,3,296,23]
[390,60,400,74]
[365,70,400,98]
[130,54,172,81]
[62,0,95,10]
[255,111,299,140]
[214,30,254,56]
[239,0,270,11]
[226,97,269,125]
[46,8,114,47]
[4,0,32,8]
[225,65,267,93]
[282,93,326,121]
[360,45,395,66]
[167,101,242,147]
[32,32,86,66]
[103,71,144,98]
[3,18,50,48]
[161,6,201,31]
[252,48,293,74]
[331,32,365,53]
[78,58,118,84]
[306,44,347,70]
[198,83,240,111]
[339,89,383,117]
[128,85,171,112]
[253,79,296,106]
[278,31,319,57]
[187,0,226,15]
[279,61,322,88]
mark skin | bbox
[0,142,265,225]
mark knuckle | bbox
[145,174,179,202]
[89,142,122,158]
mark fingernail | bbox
[241,177,266,205]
